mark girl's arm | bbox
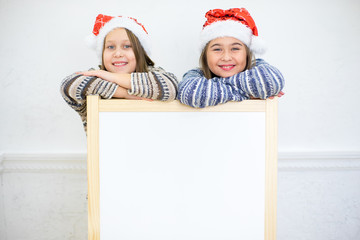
[226,59,285,99]
[79,66,179,101]
[60,70,131,131]
[177,69,250,108]
[177,59,285,108]
[60,71,118,110]
[129,66,178,101]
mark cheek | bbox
[126,50,136,62]
[127,51,137,72]
[240,51,248,63]
[102,52,112,67]
[206,52,217,69]
[129,53,137,67]
[236,52,248,68]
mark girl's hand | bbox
[126,96,154,101]
[113,86,154,102]
[77,70,131,89]
[250,91,284,100]
[269,91,285,99]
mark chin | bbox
[219,73,235,78]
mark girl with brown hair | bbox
[60,14,178,132]
[177,8,284,108]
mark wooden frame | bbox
[87,96,278,240]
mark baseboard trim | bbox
[0,153,87,173]
[0,152,359,173]
[278,152,360,171]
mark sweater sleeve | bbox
[177,69,249,108]
[128,66,178,101]
[225,59,285,99]
[60,68,119,131]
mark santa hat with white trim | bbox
[86,14,151,61]
[200,8,266,55]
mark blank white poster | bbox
[99,112,265,240]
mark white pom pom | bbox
[250,36,267,55]
[84,35,97,50]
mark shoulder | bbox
[146,66,176,77]
[251,59,283,74]
[183,68,204,78]
[247,59,280,72]
[141,66,178,83]
[253,58,267,67]
[147,66,167,73]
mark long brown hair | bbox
[199,41,255,79]
[100,28,154,72]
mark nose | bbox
[114,49,124,57]
[221,50,232,61]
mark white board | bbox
[99,112,265,240]
[86,97,278,240]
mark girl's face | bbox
[103,28,137,73]
[206,37,247,78]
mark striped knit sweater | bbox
[60,66,178,132]
[177,59,284,108]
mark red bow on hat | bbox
[203,8,258,36]
[92,14,148,36]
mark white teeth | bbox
[113,63,126,66]
[221,66,233,69]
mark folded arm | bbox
[78,66,178,101]
[60,70,120,131]
[129,66,178,101]
[177,59,285,108]
[60,71,118,109]
[226,59,285,99]
[177,69,249,108]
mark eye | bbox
[231,47,240,51]
[212,48,222,52]
[106,45,115,50]
[123,45,132,49]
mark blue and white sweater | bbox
[177,59,284,108]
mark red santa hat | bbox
[86,14,151,60]
[200,8,266,55]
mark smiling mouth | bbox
[113,62,127,67]
[219,65,235,71]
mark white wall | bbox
[0,0,360,239]
[278,167,360,240]
[0,0,359,153]
[0,154,88,240]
